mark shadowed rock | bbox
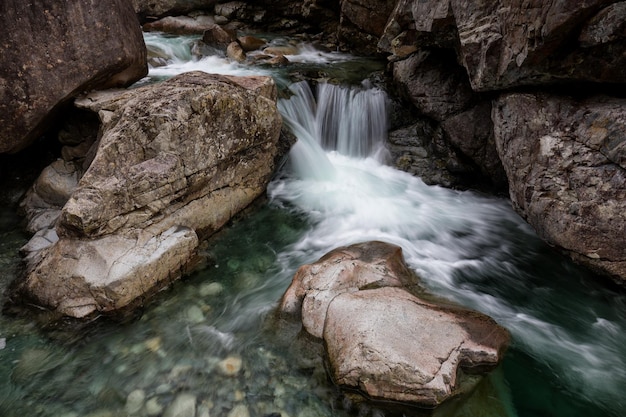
[0,0,147,154]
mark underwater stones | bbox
[199,282,224,297]
[227,404,250,417]
[125,389,147,415]
[278,241,509,409]
[0,0,147,153]
[217,355,243,376]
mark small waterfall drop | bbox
[279,81,389,161]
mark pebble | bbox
[227,404,250,417]
[164,392,197,417]
[145,337,162,352]
[216,356,242,376]
[186,305,205,323]
[145,397,164,416]
[125,389,146,415]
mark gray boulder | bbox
[0,0,147,154]
[493,93,626,284]
[13,72,283,319]
[278,241,510,408]
[132,0,217,20]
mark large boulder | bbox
[132,0,218,20]
[278,241,510,409]
[11,71,283,319]
[493,93,626,284]
[380,0,626,91]
[0,0,147,154]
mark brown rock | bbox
[238,35,267,52]
[493,93,626,284]
[202,24,238,50]
[226,42,247,63]
[0,0,147,154]
[132,0,218,20]
[325,287,509,406]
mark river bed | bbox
[0,32,624,417]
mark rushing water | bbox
[1,32,625,417]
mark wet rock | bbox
[0,0,147,153]
[392,50,473,122]
[227,42,247,62]
[441,101,507,189]
[199,282,224,297]
[10,72,283,319]
[143,15,217,35]
[202,24,238,50]
[278,241,509,409]
[493,93,626,284]
[145,397,164,416]
[239,35,268,52]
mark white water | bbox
[136,32,626,415]
[269,82,626,414]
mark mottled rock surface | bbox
[493,93,626,283]
[132,0,217,20]
[0,0,147,154]
[12,72,283,319]
[278,241,509,408]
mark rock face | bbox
[333,0,626,282]
[0,0,147,154]
[278,241,510,408]
[493,93,626,283]
[132,0,218,20]
[12,72,283,319]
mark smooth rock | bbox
[227,404,250,417]
[164,393,197,417]
[0,0,147,153]
[217,356,243,376]
[125,389,146,415]
[278,241,510,409]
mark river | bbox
[0,32,624,417]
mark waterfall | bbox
[279,81,389,161]
[272,80,626,416]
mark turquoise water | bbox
[1,32,625,417]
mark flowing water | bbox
[1,32,625,417]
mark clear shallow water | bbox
[1,32,625,417]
